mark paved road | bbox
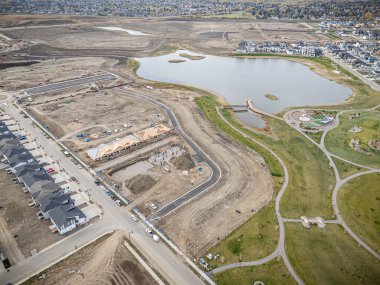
[324,51,380,92]
[0,96,206,285]
[214,107,304,285]
[118,90,222,222]
[21,73,116,96]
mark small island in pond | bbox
[265,93,279,101]
[168,59,186,63]
[179,53,205,60]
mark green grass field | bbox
[204,201,278,267]
[213,258,297,285]
[338,173,380,253]
[196,96,335,218]
[304,131,323,144]
[332,156,363,179]
[285,223,380,285]
[325,111,380,168]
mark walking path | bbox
[214,107,304,285]
[284,107,380,260]
[211,103,380,283]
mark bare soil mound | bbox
[29,231,157,285]
[126,174,157,194]
[172,153,195,170]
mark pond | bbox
[136,50,352,116]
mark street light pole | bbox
[128,230,133,242]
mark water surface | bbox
[136,50,352,114]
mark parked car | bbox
[146,228,154,237]
[115,199,122,206]
[131,214,139,222]
[152,235,160,242]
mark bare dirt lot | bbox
[0,169,62,264]
[0,57,118,91]
[26,87,169,164]
[0,15,330,58]
[104,142,211,215]
[118,82,273,256]
[24,231,158,285]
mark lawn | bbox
[332,156,363,179]
[196,95,335,219]
[213,258,297,285]
[203,201,278,267]
[325,111,380,168]
[285,223,380,285]
[304,131,323,144]
[338,173,380,253]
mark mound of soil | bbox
[172,153,195,170]
[126,174,157,194]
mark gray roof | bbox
[20,169,51,188]
[9,153,35,168]
[0,138,19,153]
[14,162,43,177]
[39,191,72,213]
[3,146,26,160]
[30,180,58,199]
[48,203,85,229]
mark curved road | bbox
[118,90,222,222]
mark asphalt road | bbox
[324,51,380,92]
[119,90,222,221]
[21,73,116,96]
[0,98,205,285]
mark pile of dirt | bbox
[126,174,157,194]
[172,153,195,170]
[30,231,157,285]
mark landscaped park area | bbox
[325,111,380,168]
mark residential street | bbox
[0,96,206,285]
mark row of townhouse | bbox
[326,43,380,79]
[237,41,323,57]
[0,121,87,235]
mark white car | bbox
[148,202,157,210]
[146,228,154,237]
[152,234,160,242]
[131,214,139,222]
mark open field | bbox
[0,57,118,91]
[0,15,330,60]
[195,95,335,219]
[285,223,380,285]
[338,173,380,254]
[331,156,363,179]
[0,169,62,263]
[325,111,380,168]
[213,258,297,285]
[22,231,158,285]
[203,200,278,267]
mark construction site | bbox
[22,231,159,285]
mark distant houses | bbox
[237,40,323,57]
[0,120,86,235]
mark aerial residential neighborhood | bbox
[0,1,379,285]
